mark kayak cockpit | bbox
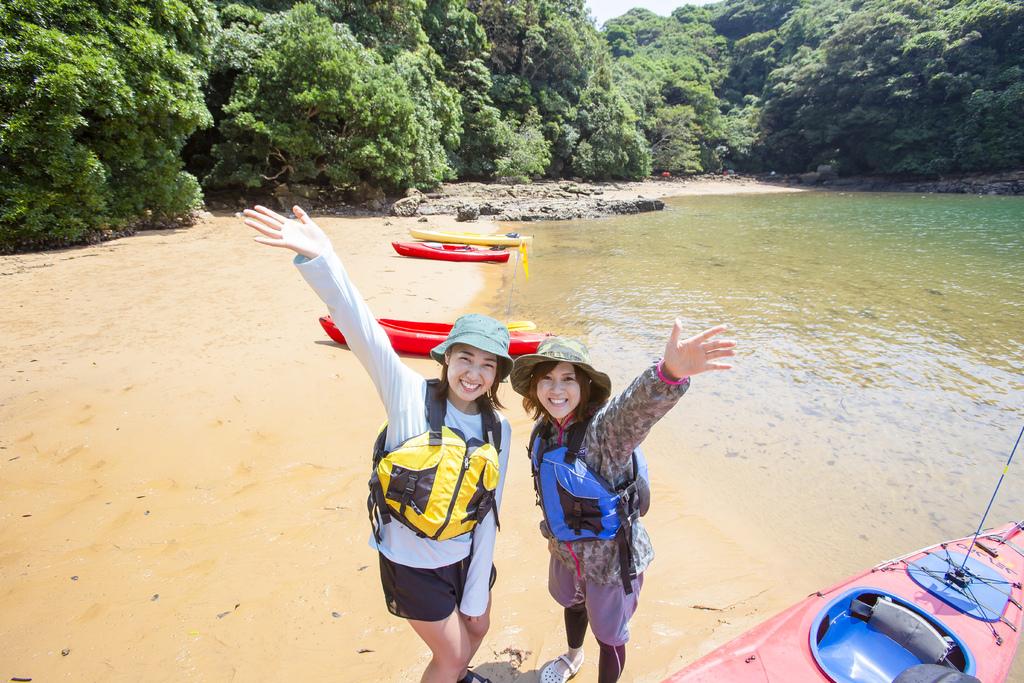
[809,589,976,683]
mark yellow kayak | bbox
[408,227,532,247]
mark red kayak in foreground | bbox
[665,520,1024,683]
[392,241,511,263]
[319,316,550,356]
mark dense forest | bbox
[2,0,1022,248]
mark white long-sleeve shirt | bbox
[295,250,509,617]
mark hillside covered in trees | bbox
[2,0,1022,249]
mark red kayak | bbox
[392,241,510,263]
[665,521,1024,683]
[319,316,550,356]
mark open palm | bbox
[242,205,332,260]
[662,320,736,380]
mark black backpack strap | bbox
[616,476,641,594]
[368,427,391,543]
[480,406,502,531]
[481,406,501,448]
[425,379,446,446]
[527,420,547,508]
[563,421,589,466]
[617,523,638,594]
[615,452,643,594]
[527,420,548,464]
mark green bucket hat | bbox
[430,313,513,381]
[510,337,612,404]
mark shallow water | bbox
[499,191,1024,584]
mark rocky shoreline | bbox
[389,181,665,222]
[227,179,671,222]
[762,168,1024,195]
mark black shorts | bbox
[378,553,497,622]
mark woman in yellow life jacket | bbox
[243,204,512,683]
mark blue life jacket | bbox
[528,420,649,593]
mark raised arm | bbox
[243,205,422,420]
[589,321,735,467]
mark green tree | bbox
[758,0,1024,174]
[1,0,215,250]
[650,105,703,174]
[572,66,651,179]
[603,5,727,174]
[494,109,552,180]
[469,0,611,176]
[712,0,800,40]
[207,4,458,193]
[423,0,504,177]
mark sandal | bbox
[459,671,492,683]
[539,652,584,683]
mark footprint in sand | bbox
[78,602,105,622]
[57,444,87,463]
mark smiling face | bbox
[444,343,499,412]
[535,361,583,422]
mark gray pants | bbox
[547,554,644,646]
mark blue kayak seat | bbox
[810,589,975,683]
[893,664,981,683]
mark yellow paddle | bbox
[507,320,537,332]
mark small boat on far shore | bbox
[392,241,510,263]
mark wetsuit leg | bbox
[596,640,626,683]
[564,603,588,649]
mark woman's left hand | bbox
[662,320,736,381]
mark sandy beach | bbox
[1,178,824,683]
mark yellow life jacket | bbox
[368,380,501,542]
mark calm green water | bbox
[499,192,1024,581]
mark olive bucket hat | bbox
[430,313,514,381]
[510,337,612,404]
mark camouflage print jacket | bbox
[534,363,690,586]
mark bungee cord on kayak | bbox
[958,425,1024,574]
[889,424,1024,648]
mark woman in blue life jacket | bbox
[510,324,735,683]
[243,204,511,683]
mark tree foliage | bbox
[604,6,729,173]
[603,0,1023,176]
[759,0,1024,174]
[469,0,649,179]
[205,3,459,193]
[494,109,552,180]
[1,0,214,249]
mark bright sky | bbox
[586,0,719,26]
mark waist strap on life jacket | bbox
[528,420,643,594]
[368,380,501,543]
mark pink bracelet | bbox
[656,359,690,386]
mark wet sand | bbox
[3,180,1014,682]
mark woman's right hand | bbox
[242,204,332,260]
